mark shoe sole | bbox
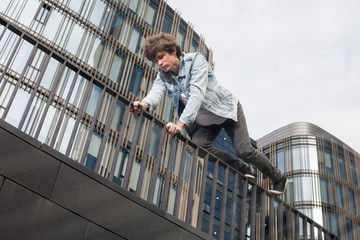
[269,179,288,195]
[244,174,255,181]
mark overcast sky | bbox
[167,0,360,153]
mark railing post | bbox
[239,178,248,240]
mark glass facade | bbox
[258,122,360,239]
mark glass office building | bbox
[257,122,360,240]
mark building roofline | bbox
[256,122,358,154]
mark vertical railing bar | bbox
[49,69,80,148]
[239,178,248,240]
[286,207,292,240]
[173,140,188,217]
[65,81,93,156]
[160,136,177,211]
[18,53,52,129]
[230,172,239,240]
[0,31,23,84]
[0,22,9,42]
[277,201,283,240]
[122,112,144,190]
[79,87,106,165]
[147,126,166,203]
[94,96,117,172]
[185,146,199,224]
[2,42,39,120]
[250,184,257,240]
[318,226,323,240]
[310,221,315,240]
[135,116,155,197]
[324,230,329,240]
[295,212,300,240]
[208,159,219,236]
[34,60,67,139]
[303,217,308,240]
[107,103,132,181]
[196,153,209,229]
[268,195,274,240]
[219,166,229,239]
[259,190,265,240]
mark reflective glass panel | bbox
[66,23,85,56]
[348,189,356,214]
[5,89,30,127]
[85,84,101,116]
[339,154,346,180]
[335,183,343,208]
[42,10,63,41]
[145,3,156,26]
[128,27,141,53]
[89,0,106,27]
[350,160,358,185]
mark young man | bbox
[130,33,287,195]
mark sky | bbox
[167,0,360,153]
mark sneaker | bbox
[269,176,288,195]
[243,166,255,181]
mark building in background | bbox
[257,122,360,240]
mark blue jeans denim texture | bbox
[187,102,282,182]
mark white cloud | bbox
[168,0,360,152]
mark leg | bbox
[187,122,251,173]
[223,102,283,183]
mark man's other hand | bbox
[165,122,186,137]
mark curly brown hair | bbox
[144,33,182,62]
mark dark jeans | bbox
[186,102,282,182]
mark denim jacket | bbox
[142,52,238,125]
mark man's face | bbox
[153,50,179,74]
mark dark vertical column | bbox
[0,31,23,84]
[196,153,209,230]
[277,201,283,240]
[259,190,265,240]
[160,137,177,212]
[249,185,257,240]
[135,116,155,197]
[65,81,92,156]
[107,103,132,181]
[294,212,300,240]
[18,53,52,129]
[239,178,248,240]
[185,146,199,224]
[286,206,292,240]
[173,140,188,217]
[122,113,144,190]
[219,166,229,239]
[303,217,308,240]
[34,61,67,139]
[147,126,166,203]
[268,195,274,240]
[79,87,106,165]
[230,172,238,240]
[2,43,39,120]
[208,159,218,236]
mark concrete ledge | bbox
[0,120,212,240]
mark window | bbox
[335,184,343,208]
[162,15,172,33]
[85,132,103,170]
[348,189,356,214]
[320,178,329,204]
[128,65,143,96]
[346,218,353,240]
[128,27,141,53]
[338,154,346,180]
[145,2,156,26]
[324,150,334,174]
[108,52,124,83]
[350,158,358,186]
[277,150,285,173]
[85,84,102,116]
